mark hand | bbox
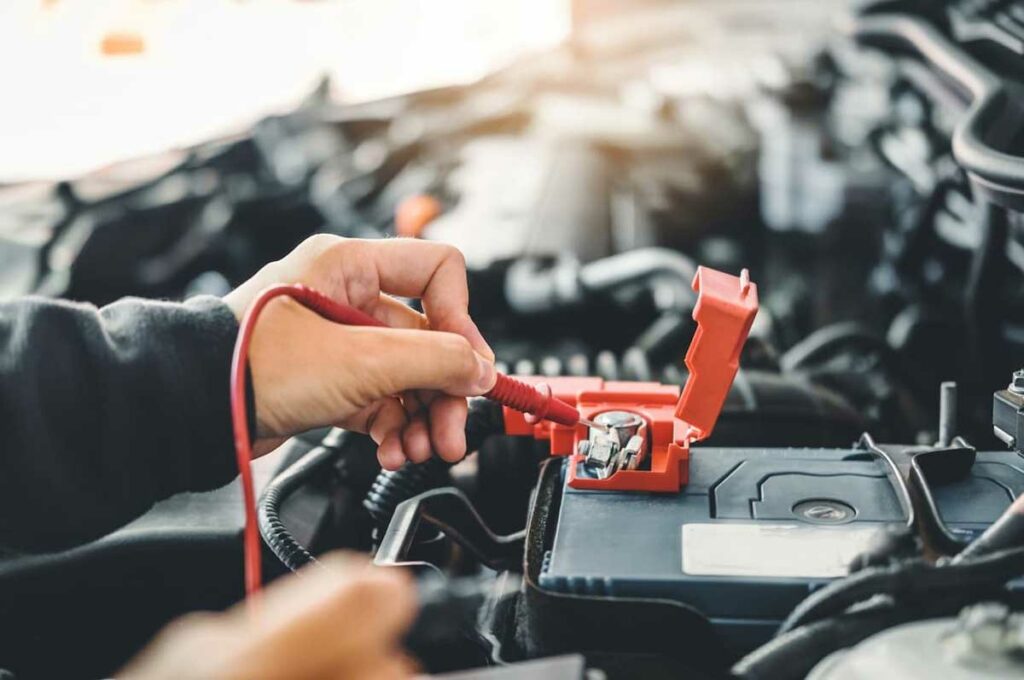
[119,554,416,680]
[223,235,497,470]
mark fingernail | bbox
[378,446,405,471]
[476,354,497,392]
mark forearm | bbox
[0,296,241,553]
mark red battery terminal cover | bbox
[501,266,758,492]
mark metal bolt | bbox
[1010,369,1024,395]
[938,381,957,447]
[594,411,644,447]
[793,499,855,524]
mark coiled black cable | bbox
[778,321,893,373]
[261,399,506,572]
[258,430,351,572]
[363,398,505,528]
[364,457,452,529]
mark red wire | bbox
[231,284,388,606]
[230,286,291,603]
[229,284,582,604]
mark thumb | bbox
[345,326,497,398]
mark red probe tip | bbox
[484,374,582,428]
[578,416,611,432]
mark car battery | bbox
[538,445,913,653]
[504,269,1023,655]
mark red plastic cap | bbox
[674,267,758,442]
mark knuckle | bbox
[344,260,379,308]
[439,334,479,388]
[440,243,467,271]
[256,260,283,281]
[439,333,474,363]
[300,233,344,254]
[322,237,360,270]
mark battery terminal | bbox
[578,411,648,479]
[499,266,759,492]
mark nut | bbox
[1010,369,1024,395]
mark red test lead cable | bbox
[230,284,589,602]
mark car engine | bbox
[1,1,1023,678]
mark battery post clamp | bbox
[501,266,759,492]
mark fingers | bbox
[428,396,469,463]
[401,416,433,464]
[398,395,467,464]
[331,326,492,469]
[244,295,496,443]
[287,236,493,359]
[340,326,496,399]
[359,397,410,470]
[363,398,409,447]
[240,554,416,679]
[391,394,468,468]
[119,554,416,680]
[371,295,429,331]
[352,239,493,358]
[377,431,406,471]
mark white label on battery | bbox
[681,523,885,579]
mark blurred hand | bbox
[120,554,416,680]
[223,235,496,470]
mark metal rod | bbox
[938,381,957,447]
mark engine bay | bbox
[1,1,1024,678]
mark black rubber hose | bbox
[778,546,1024,634]
[734,589,996,680]
[363,398,504,528]
[258,431,352,572]
[778,321,892,373]
[577,248,697,306]
[734,605,913,680]
[503,248,698,315]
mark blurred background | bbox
[0,0,570,181]
[0,0,1020,447]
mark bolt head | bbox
[1010,369,1024,394]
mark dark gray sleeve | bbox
[0,295,244,553]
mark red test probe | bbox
[230,284,595,602]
